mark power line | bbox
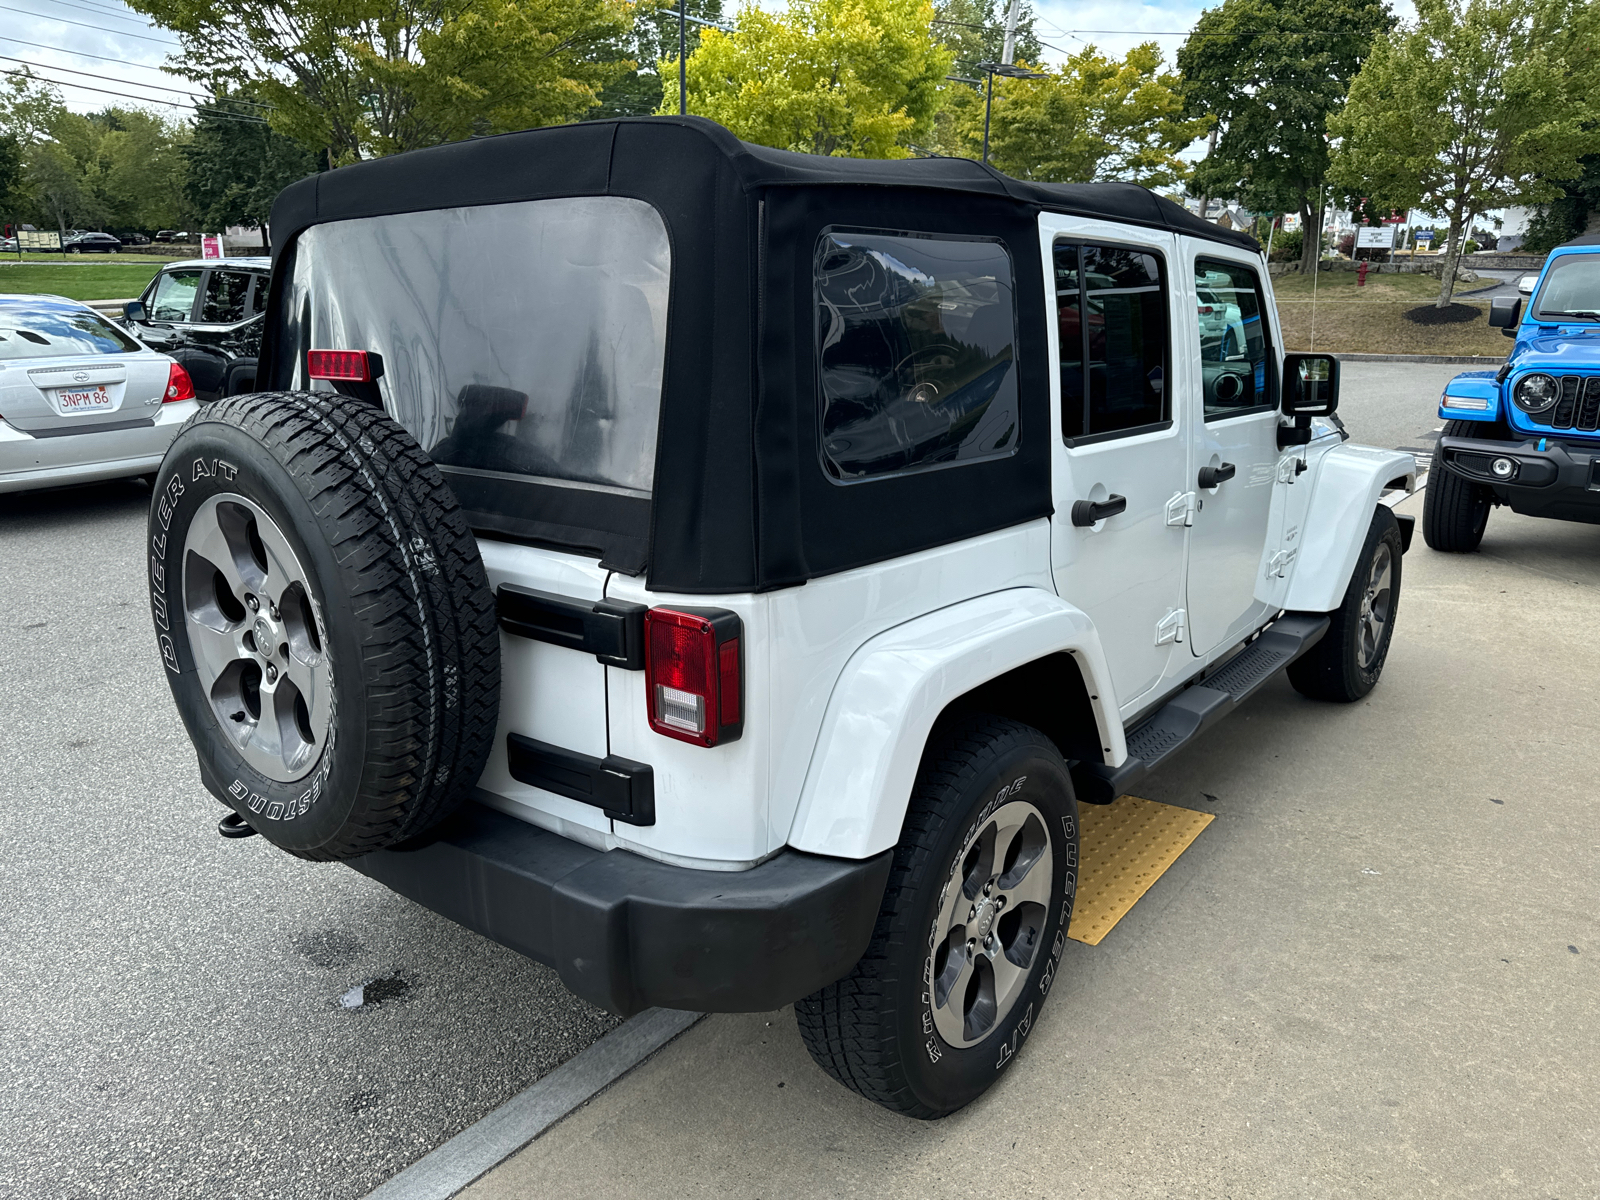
[0,34,180,70]
[0,52,274,108]
[28,0,155,27]
[0,3,180,43]
[0,65,267,120]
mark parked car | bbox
[121,257,269,402]
[0,237,15,253]
[0,294,198,492]
[148,117,1414,1118]
[155,230,176,242]
[1427,239,1600,548]
[64,232,122,254]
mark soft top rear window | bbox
[279,196,671,496]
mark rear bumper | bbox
[0,402,195,493]
[348,801,893,1017]
[1436,434,1600,524]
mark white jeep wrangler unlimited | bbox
[148,118,1415,1118]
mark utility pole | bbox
[1000,0,1024,65]
[678,0,687,116]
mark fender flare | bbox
[1283,442,1416,614]
[785,588,1120,861]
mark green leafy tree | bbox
[1331,0,1600,305]
[1522,155,1600,253]
[127,0,635,166]
[593,0,725,118]
[1335,0,1600,302]
[954,43,1203,185]
[185,95,318,247]
[91,109,192,230]
[1178,0,1396,273]
[663,0,953,158]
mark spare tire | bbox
[148,391,500,860]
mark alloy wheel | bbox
[181,493,331,782]
[928,799,1054,1048]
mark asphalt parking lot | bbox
[2,360,1542,1199]
[0,483,619,1200]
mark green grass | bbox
[0,262,166,301]
[1271,269,1508,356]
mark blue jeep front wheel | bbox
[1422,419,1495,552]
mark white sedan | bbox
[0,294,199,493]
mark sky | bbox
[12,0,1420,118]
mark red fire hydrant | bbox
[1357,259,1370,287]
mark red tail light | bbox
[307,349,375,382]
[164,362,195,403]
[644,607,743,746]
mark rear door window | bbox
[201,271,253,323]
[815,229,1019,482]
[1057,243,1169,440]
[149,270,201,323]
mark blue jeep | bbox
[1424,243,1600,549]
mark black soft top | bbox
[265,118,1258,593]
[269,115,1257,259]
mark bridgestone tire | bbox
[1287,506,1402,704]
[1422,420,1496,552]
[796,715,1078,1119]
[147,391,500,860]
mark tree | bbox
[593,0,725,118]
[1178,0,1395,273]
[185,95,318,246]
[954,43,1202,186]
[1334,0,1600,304]
[1522,155,1600,253]
[126,0,635,166]
[663,0,953,158]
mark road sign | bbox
[1356,226,1396,249]
[1415,230,1435,245]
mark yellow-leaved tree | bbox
[662,0,953,158]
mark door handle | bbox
[1198,462,1236,489]
[1071,494,1127,527]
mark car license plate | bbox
[56,385,114,414]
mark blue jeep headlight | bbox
[1514,373,1559,413]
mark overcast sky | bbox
[15,0,1419,120]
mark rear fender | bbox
[1283,443,1415,614]
[786,588,1120,861]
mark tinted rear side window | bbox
[815,229,1018,482]
[1057,242,1168,440]
[280,197,671,495]
[202,271,253,323]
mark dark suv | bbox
[122,258,269,402]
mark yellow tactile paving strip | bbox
[1068,795,1214,946]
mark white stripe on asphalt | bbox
[363,1007,703,1200]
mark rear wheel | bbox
[796,715,1077,1119]
[1288,506,1402,703]
[1422,419,1495,551]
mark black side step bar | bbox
[1071,613,1331,805]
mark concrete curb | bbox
[1330,353,1506,365]
[362,1008,703,1200]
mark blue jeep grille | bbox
[1542,375,1600,432]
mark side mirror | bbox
[1489,296,1522,336]
[123,300,147,322]
[1282,352,1339,417]
[1518,274,1537,295]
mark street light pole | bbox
[678,0,687,116]
[974,62,1049,166]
